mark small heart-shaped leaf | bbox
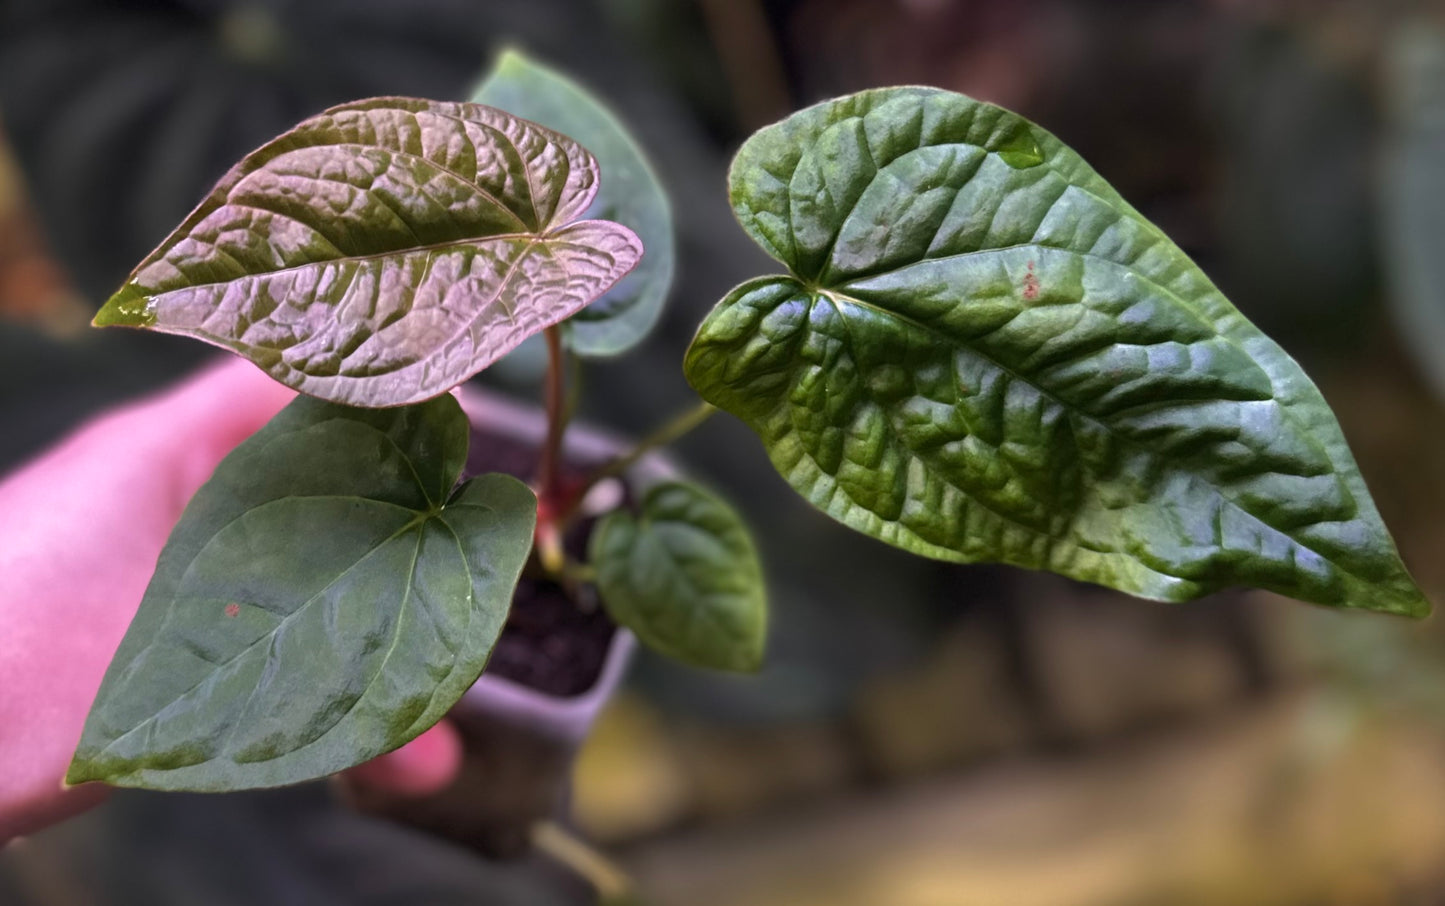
[591,482,766,672]
[92,97,642,406]
[67,394,536,790]
[473,48,674,357]
[685,87,1427,616]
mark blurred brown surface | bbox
[583,691,1445,906]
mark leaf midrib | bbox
[808,285,1369,589]
[152,99,553,267]
[390,516,477,740]
[219,523,428,764]
[89,507,429,765]
[621,524,756,647]
[160,235,545,384]
[826,235,1341,493]
[278,139,533,232]
[143,230,537,299]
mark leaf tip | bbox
[1396,589,1433,620]
[493,45,534,74]
[62,754,105,788]
[94,282,156,328]
[1338,570,1432,619]
[729,641,766,674]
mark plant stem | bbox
[536,326,570,507]
[532,821,636,905]
[582,400,716,495]
[534,326,571,575]
[564,560,598,583]
[563,344,584,429]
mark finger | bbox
[137,356,297,500]
[343,721,463,797]
[14,355,298,518]
[0,356,295,842]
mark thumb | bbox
[134,356,297,502]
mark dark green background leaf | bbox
[1382,24,1445,407]
[473,48,675,357]
[591,481,766,672]
[67,395,537,790]
[685,87,1426,616]
[92,97,642,406]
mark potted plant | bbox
[60,45,1429,864]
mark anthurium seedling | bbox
[68,52,1428,793]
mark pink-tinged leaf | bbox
[93,97,642,406]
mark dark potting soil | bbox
[463,425,618,698]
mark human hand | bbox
[0,358,461,845]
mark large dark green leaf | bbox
[66,395,536,790]
[473,48,674,357]
[591,482,766,671]
[685,87,1426,616]
[91,97,642,407]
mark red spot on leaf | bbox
[225,603,241,618]
[1022,262,1041,301]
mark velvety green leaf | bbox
[474,48,674,357]
[590,482,766,671]
[685,87,1426,616]
[66,395,536,790]
[92,97,642,406]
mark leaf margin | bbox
[473,46,676,358]
[688,85,1429,618]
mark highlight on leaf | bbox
[685,86,1427,617]
[93,97,643,407]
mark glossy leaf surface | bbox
[591,482,767,671]
[67,395,536,790]
[685,87,1426,616]
[92,97,642,406]
[474,48,674,357]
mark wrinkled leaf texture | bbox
[591,482,767,672]
[92,97,642,406]
[685,87,1426,616]
[67,395,536,790]
[473,48,675,357]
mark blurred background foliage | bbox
[4,0,1445,903]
